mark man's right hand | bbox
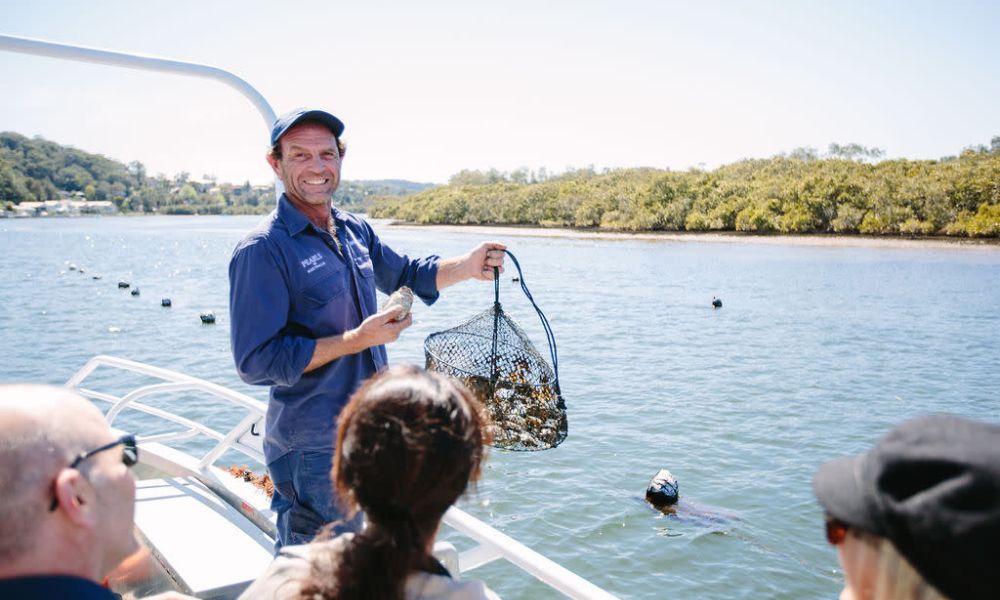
[349,306,413,349]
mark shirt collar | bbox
[276,194,344,236]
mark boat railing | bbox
[66,355,617,599]
[67,354,268,468]
[441,507,618,599]
[0,32,282,199]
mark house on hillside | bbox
[73,200,117,215]
[12,201,45,217]
[9,200,117,217]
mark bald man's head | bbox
[0,385,114,562]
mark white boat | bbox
[70,355,616,599]
[0,33,617,600]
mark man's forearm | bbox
[303,310,413,374]
[436,242,506,289]
[435,255,475,290]
[303,331,364,373]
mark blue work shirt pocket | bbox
[302,271,348,305]
[297,268,353,337]
[353,251,374,279]
[352,251,379,317]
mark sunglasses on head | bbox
[825,514,849,546]
[49,434,139,511]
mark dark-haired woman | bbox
[240,365,499,600]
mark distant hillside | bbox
[356,179,437,194]
[0,131,434,215]
[1,131,134,204]
[335,179,437,212]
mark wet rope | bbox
[493,250,561,397]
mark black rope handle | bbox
[492,250,560,394]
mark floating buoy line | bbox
[62,263,217,324]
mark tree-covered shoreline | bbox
[371,139,1000,238]
[4,130,998,238]
[0,132,431,216]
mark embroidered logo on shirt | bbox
[300,253,326,274]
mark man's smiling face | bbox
[268,122,343,206]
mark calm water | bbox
[2,216,999,599]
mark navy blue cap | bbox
[270,108,345,147]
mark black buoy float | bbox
[118,280,130,289]
[712,297,722,309]
[161,298,172,307]
[200,311,216,324]
[130,288,140,296]
[645,469,680,512]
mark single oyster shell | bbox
[381,286,414,321]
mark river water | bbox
[2,215,998,599]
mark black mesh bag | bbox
[424,251,567,451]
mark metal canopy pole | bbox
[0,33,282,199]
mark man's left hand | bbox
[467,241,507,281]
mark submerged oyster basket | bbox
[425,250,567,451]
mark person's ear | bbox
[53,468,98,528]
[266,152,283,177]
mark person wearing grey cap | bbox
[229,108,506,552]
[813,414,1000,600]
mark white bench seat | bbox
[134,477,275,599]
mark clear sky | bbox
[1,0,998,185]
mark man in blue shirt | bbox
[229,108,505,550]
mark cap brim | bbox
[813,454,880,533]
[294,110,344,138]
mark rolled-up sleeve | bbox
[229,239,316,387]
[361,220,440,305]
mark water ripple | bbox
[3,217,999,599]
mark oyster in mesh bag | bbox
[423,251,566,451]
[381,286,413,321]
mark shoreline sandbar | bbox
[379,221,1000,251]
